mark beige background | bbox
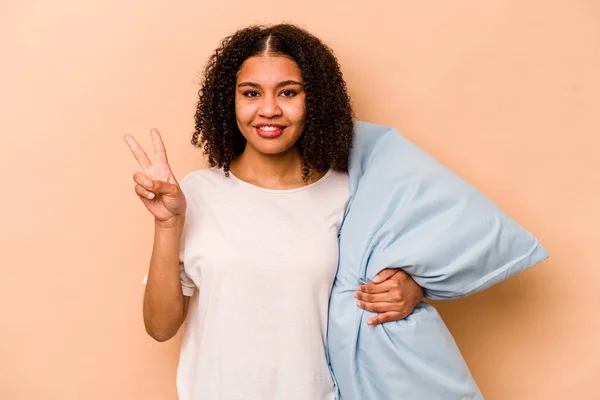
[1,0,598,399]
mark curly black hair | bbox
[192,24,354,180]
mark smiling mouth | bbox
[256,125,285,138]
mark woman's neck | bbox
[229,145,322,190]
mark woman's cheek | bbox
[285,100,306,123]
[235,101,255,124]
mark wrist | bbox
[155,215,185,230]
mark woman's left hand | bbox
[354,269,424,325]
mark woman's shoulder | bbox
[180,167,224,184]
[309,169,349,199]
[179,167,229,195]
[323,169,349,188]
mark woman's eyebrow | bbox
[237,80,303,88]
[276,80,303,88]
[237,81,260,88]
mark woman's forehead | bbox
[236,55,302,83]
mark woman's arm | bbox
[143,217,190,342]
[123,129,191,342]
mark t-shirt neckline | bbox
[226,168,333,194]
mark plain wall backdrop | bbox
[1,0,598,399]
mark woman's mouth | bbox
[256,125,284,139]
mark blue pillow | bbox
[327,121,549,399]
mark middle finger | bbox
[354,291,392,303]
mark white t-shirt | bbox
[171,167,350,400]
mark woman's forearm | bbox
[143,217,188,342]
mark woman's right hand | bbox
[124,128,186,224]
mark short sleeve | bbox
[179,260,196,297]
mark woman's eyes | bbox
[280,90,298,97]
[242,90,298,98]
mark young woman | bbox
[124,24,423,400]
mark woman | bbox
[124,24,423,399]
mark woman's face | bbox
[235,55,306,156]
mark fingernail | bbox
[373,276,381,283]
[144,181,152,189]
[367,320,373,325]
[147,193,155,200]
[353,292,358,298]
[356,301,361,307]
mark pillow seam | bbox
[455,239,542,296]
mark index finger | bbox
[359,278,399,294]
[124,134,152,169]
[151,128,169,164]
[372,268,400,283]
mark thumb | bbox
[147,179,179,196]
[372,268,400,283]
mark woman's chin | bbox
[246,139,299,156]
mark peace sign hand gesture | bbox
[124,129,186,224]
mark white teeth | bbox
[259,126,279,131]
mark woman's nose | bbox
[258,95,282,117]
